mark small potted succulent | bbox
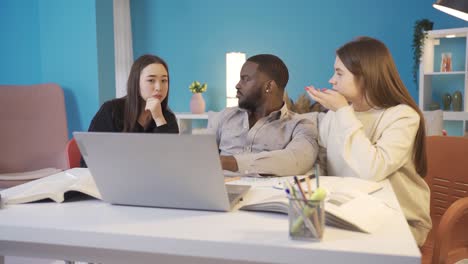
[189,81,207,94]
[189,81,207,114]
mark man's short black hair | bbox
[247,54,289,90]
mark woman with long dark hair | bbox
[81,54,179,166]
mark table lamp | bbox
[226,52,246,107]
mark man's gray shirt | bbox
[207,104,319,176]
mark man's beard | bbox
[238,88,263,112]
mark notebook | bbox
[73,132,250,212]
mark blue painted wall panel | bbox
[131,0,468,112]
[38,0,100,137]
[0,0,41,84]
[96,0,116,105]
[1,0,467,136]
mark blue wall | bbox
[0,0,42,84]
[96,0,116,105]
[1,0,467,135]
[131,0,468,112]
[0,0,115,138]
[38,0,100,138]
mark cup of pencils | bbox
[288,197,325,240]
[285,174,326,240]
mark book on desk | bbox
[236,176,395,234]
[1,169,395,234]
[0,168,101,204]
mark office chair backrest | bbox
[424,136,468,264]
[0,84,69,187]
[66,138,81,168]
[425,136,468,223]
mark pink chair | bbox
[0,84,69,188]
[66,138,81,168]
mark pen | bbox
[298,174,315,184]
[315,164,320,189]
[285,181,297,198]
[293,176,308,201]
[305,174,312,199]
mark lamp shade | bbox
[433,0,468,21]
[226,52,246,107]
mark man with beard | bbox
[208,54,318,176]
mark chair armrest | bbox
[432,197,468,264]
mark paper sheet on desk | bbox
[223,170,286,188]
[226,175,383,195]
[223,170,261,178]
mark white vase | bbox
[190,93,205,114]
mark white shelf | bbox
[427,27,468,38]
[175,112,210,134]
[175,112,209,119]
[443,111,468,121]
[419,27,468,135]
[424,71,466,76]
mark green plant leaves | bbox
[189,81,208,93]
[412,19,433,87]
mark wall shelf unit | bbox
[419,27,468,136]
[175,112,209,134]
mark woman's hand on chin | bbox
[145,98,167,126]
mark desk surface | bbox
[0,180,420,264]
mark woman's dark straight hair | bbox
[123,54,170,132]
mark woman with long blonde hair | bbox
[306,37,431,246]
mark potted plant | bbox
[189,81,207,114]
[412,19,433,87]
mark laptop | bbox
[73,132,250,212]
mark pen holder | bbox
[288,198,325,240]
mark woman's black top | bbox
[80,98,179,167]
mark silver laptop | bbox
[73,132,250,212]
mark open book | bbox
[238,176,395,233]
[0,168,62,181]
[0,168,101,205]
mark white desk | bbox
[175,112,209,134]
[0,181,420,264]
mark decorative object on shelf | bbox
[428,102,441,110]
[412,19,434,86]
[189,81,207,114]
[433,0,468,22]
[443,93,452,110]
[190,93,206,114]
[452,90,463,111]
[440,52,453,72]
